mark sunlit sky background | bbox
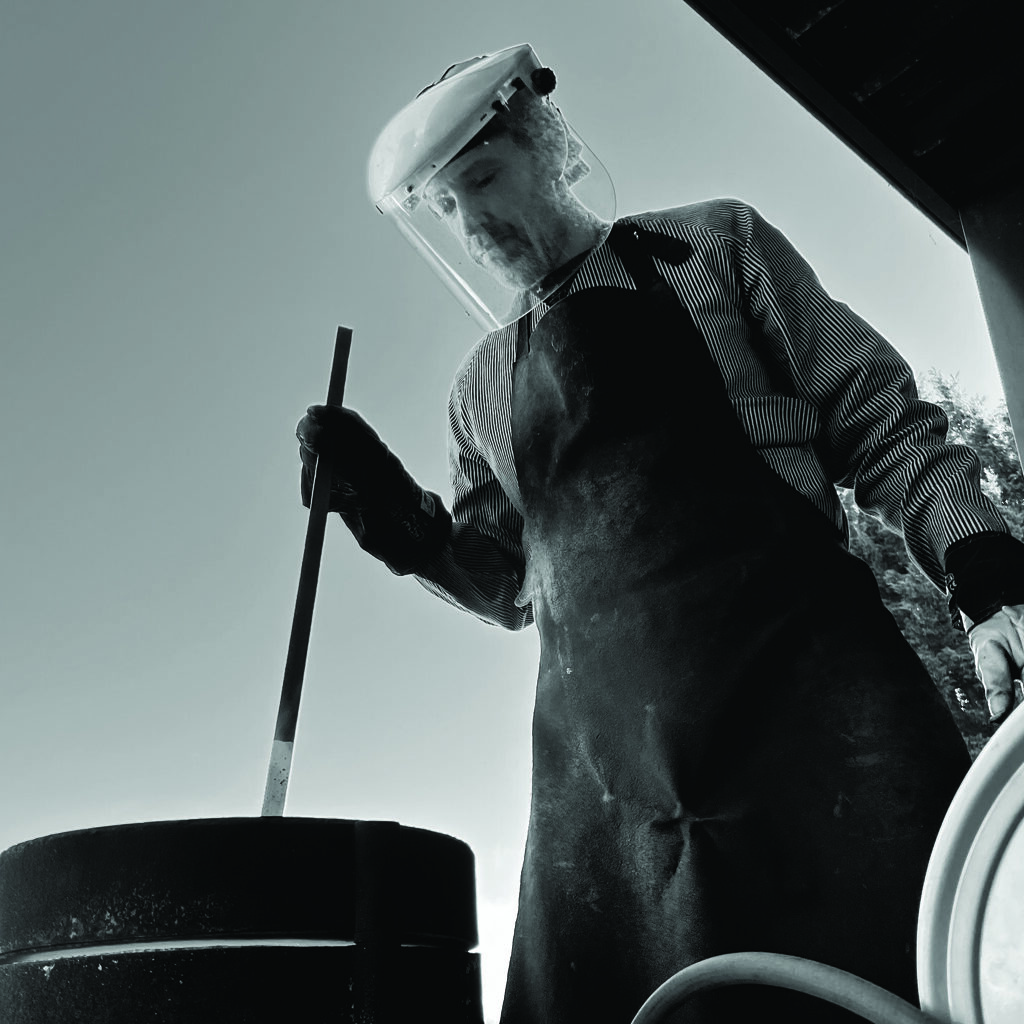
[0,1,1008,1018]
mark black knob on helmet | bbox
[530,67,556,95]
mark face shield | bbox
[368,44,616,331]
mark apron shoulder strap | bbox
[611,221,795,397]
[609,221,692,290]
[516,312,531,361]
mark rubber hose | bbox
[629,952,944,1024]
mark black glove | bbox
[944,531,1024,628]
[296,405,451,575]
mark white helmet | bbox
[368,44,615,330]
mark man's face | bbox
[424,132,563,290]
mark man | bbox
[298,45,1024,1022]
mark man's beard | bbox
[472,232,549,292]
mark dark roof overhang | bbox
[683,1,1023,249]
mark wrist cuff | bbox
[382,489,453,576]
[944,531,1024,630]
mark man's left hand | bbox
[963,604,1024,725]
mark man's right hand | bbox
[296,406,397,511]
[294,406,451,575]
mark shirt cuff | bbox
[943,531,1024,629]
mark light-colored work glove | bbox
[961,606,1024,725]
[945,532,1024,727]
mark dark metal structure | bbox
[0,819,483,1023]
[683,0,1024,447]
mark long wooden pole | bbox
[262,326,353,815]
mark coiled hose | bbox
[629,952,944,1024]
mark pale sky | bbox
[0,1,1007,1019]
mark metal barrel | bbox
[0,818,483,1022]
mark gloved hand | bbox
[296,405,451,575]
[945,532,1024,726]
[962,606,1024,725]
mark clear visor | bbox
[377,107,615,331]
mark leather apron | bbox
[500,223,972,1024]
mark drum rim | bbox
[917,703,1024,1023]
[0,817,478,955]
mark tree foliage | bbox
[840,371,1024,759]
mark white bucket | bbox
[917,701,1024,1024]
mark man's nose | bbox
[455,206,496,256]
[455,199,487,238]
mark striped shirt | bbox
[416,198,1008,630]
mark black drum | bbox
[0,817,483,1022]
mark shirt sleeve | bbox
[413,359,533,631]
[728,200,1010,589]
